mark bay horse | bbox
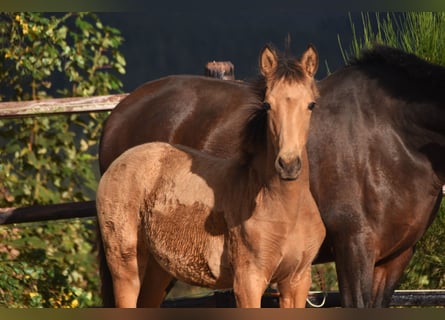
[98,45,445,308]
[96,44,325,308]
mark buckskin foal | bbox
[96,44,325,308]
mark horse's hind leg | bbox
[101,225,142,307]
[107,250,141,307]
[137,254,174,307]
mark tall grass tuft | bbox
[338,12,445,65]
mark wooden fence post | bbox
[204,61,235,80]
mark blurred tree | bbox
[338,12,445,291]
[0,12,125,307]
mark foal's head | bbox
[260,44,319,180]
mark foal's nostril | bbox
[294,157,302,172]
[277,156,300,170]
[276,156,302,180]
[277,157,286,170]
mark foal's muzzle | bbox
[275,155,302,180]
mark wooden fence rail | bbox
[0,94,128,118]
[0,201,96,225]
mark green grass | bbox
[338,12,445,65]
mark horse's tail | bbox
[97,222,115,307]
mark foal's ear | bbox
[300,44,318,78]
[260,45,278,78]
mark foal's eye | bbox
[262,102,271,111]
[308,102,316,111]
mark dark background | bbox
[98,11,359,92]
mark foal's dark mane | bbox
[350,45,445,102]
[239,46,308,160]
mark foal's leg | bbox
[107,250,141,307]
[137,254,174,307]
[233,267,269,308]
[278,266,312,308]
[103,226,142,307]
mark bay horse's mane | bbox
[239,45,310,160]
[349,45,445,102]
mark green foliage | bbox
[0,114,103,206]
[0,219,100,307]
[0,12,125,307]
[338,12,445,291]
[0,12,125,100]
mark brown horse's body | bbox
[96,45,325,307]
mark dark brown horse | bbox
[98,45,445,307]
[96,44,324,307]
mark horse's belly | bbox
[144,203,230,288]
